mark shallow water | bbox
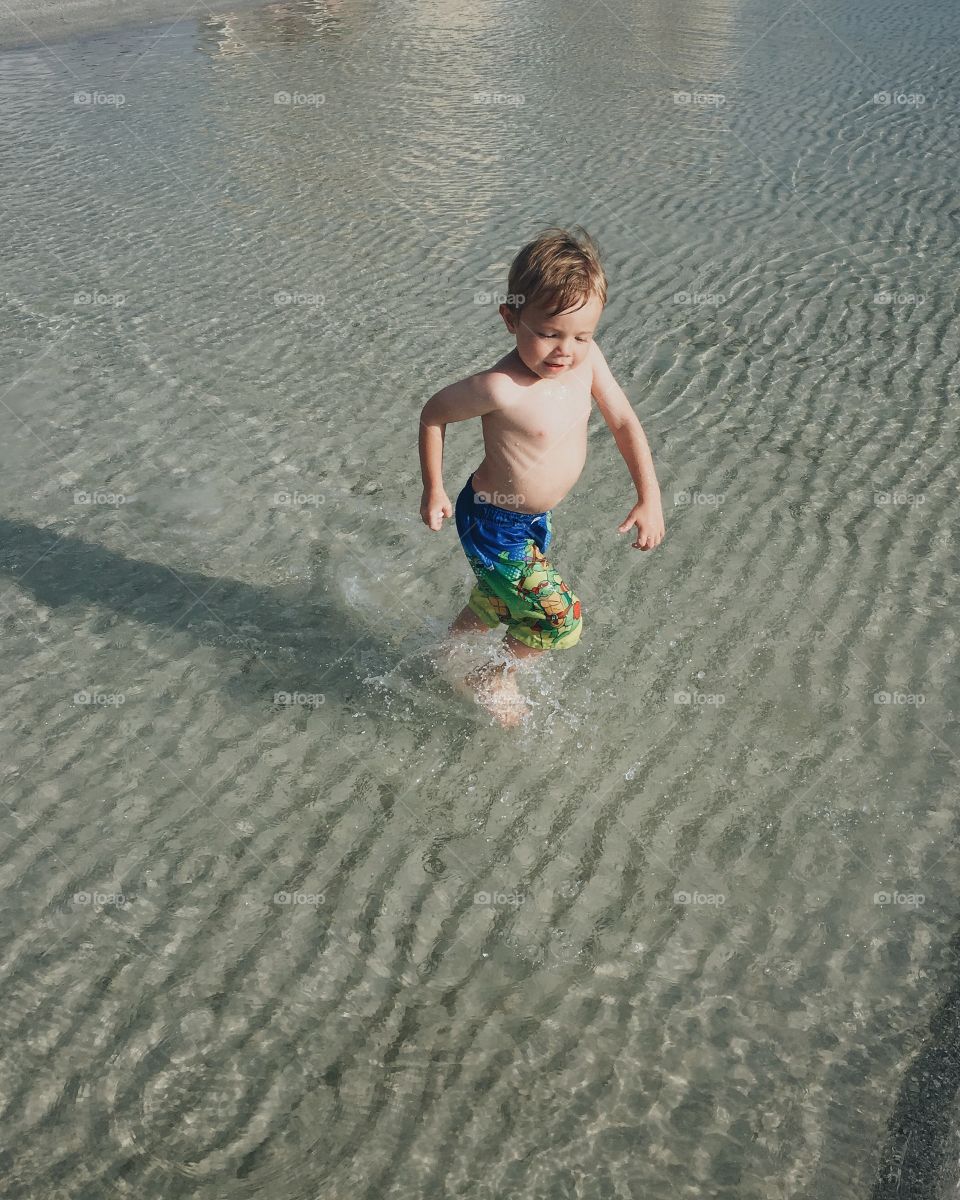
[1,0,959,1196]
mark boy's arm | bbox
[418,374,498,530]
[590,342,666,551]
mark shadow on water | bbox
[0,516,402,713]
[872,933,960,1200]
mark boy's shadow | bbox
[0,517,397,712]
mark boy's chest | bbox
[489,385,593,445]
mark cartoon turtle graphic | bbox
[516,547,580,631]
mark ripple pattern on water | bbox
[1,0,959,1197]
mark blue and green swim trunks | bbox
[454,473,583,651]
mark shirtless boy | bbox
[418,226,665,724]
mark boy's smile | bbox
[499,292,604,381]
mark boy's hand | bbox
[619,498,665,551]
[420,487,453,531]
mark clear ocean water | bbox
[1,0,958,1196]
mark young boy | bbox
[418,226,665,725]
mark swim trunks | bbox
[454,473,582,651]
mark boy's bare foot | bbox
[464,662,530,728]
[436,616,540,727]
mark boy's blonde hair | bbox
[506,225,607,318]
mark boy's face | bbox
[499,292,603,381]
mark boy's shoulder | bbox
[464,353,523,407]
[480,354,519,390]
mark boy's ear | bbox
[498,303,518,333]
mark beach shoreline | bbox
[0,0,268,51]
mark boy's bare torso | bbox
[471,349,594,514]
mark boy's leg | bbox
[444,528,575,724]
[462,634,545,728]
[461,539,580,724]
[504,634,546,661]
[449,605,493,637]
[443,618,531,727]
[437,601,500,702]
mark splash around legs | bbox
[440,608,543,728]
